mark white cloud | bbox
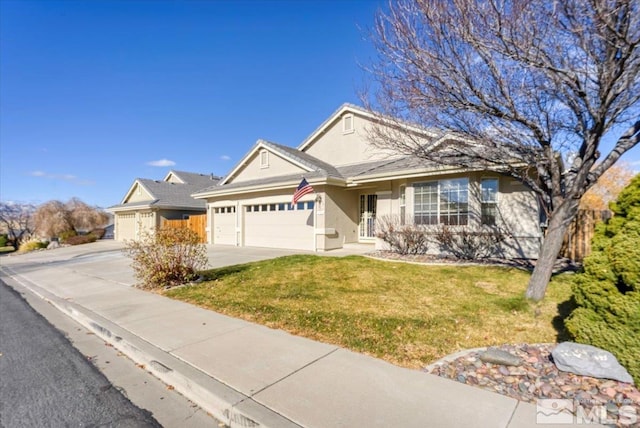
[146,159,176,167]
[220,155,231,161]
[28,171,93,185]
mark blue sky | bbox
[0,0,381,207]
[1,0,638,209]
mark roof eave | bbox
[193,177,346,199]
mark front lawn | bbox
[165,255,573,369]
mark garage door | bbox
[116,213,136,241]
[243,201,314,250]
[213,206,236,245]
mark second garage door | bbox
[213,206,237,245]
[243,201,314,251]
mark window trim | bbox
[480,177,499,226]
[342,114,354,134]
[399,185,406,225]
[413,178,469,226]
[259,150,269,168]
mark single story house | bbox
[108,170,219,241]
[193,104,542,258]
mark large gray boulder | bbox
[551,342,634,384]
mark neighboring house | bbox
[193,104,542,258]
[108,170,219,241]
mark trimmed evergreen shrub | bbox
[565,174,640,385]
[0,234,8,247]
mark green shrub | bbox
[125,226,208,290]
[565,174,640,385]
[65,234,98,245]
[0,234,8,247]
[58,230,77,242]
[18,239,49,253]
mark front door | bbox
[359,194,377,240]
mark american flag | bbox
[292,178,314,204]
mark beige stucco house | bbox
[109,170,219,241]
[193,104,542,258]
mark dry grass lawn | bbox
[165,255,573,369]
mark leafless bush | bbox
[125,226,208,290]
[432,225,505,260]
[376,215,429,255]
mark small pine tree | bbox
[565,174,640,385]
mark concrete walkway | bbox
[0,241,577,427]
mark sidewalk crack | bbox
[249,347,340,398]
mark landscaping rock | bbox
[551,342,634,384]
[427,343,640,427]
[479,347,522,366]
[47,241,60,250]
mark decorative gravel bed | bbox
[426,343,639,427]
[367,250,580,272]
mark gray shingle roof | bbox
[193,151,458,197]
[261,140,342,179]
[109,170,220,211]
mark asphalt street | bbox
[0,279,161,428]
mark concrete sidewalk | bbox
[0,241,574,427]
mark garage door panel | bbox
[214,212,236,245]
[244,209,313,251]
[116,213,136,241]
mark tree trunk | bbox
[525,199,580,301]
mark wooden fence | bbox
[162,214,207,243]
[560,209,612,262]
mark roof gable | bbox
[296,104,411,167]
[121,181,154,204]
[220,140,317,185]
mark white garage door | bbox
[244,201,314,250]
[116,213,136,241]
[213,206,236,245]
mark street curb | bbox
[0,266,302,428]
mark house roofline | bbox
[193,177,345,199]
[219,139,314,186]
[120,179,155,205]
[108,203,205,213]
[297,103,442,152]
[348,167,484,184]
[162,170,185,183]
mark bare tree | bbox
[33,200,73,239]
[33,198,110,239]
[0,201,36,245]
[365,0,640,300]
[66,197,109,232]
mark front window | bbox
[481,178,498,225]
[414,178,468,225]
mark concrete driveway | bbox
[0,240,374,288]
